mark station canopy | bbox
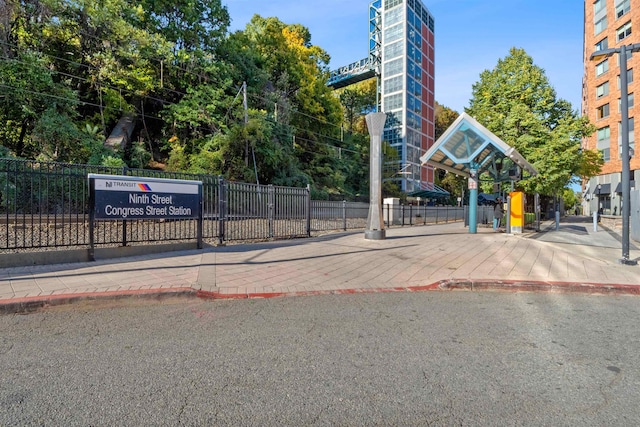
[419,113,538,181]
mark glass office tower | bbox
[375,0,435,192]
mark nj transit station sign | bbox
[88,174,202,220]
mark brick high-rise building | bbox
[582,0,638,215]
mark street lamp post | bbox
[591,43,640,265]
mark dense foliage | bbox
[0,1,370,198]
[466,48,602,196]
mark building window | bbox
[384,57,403,77]
[618,68,634,88]
[408,27,417,45]
[595,16,608,35]
[384,40,404,60]
[411,47,421,63]
[407,76,421,97]
[413,32,422,49]
[596,59,609,77]
[384,128,402,146]
[406,112,421,131]
[384,93,403,111]
[384,23,404,44]
[407,145,421,164]
[617,21,632,42]
[618,93,634,111]
[407,94,421,115]
[596,81,610,98]
[386,112,403,128]
[384,0,402,9]
[597,126,611,146]
[407,7,415,30]
[597,127,611,161]
[597,103,610,119]
[384,6,403,27]
[618,118,635,146]
[383,75,403,94]
[594,0,605,14]
[407,61,422,81]
[595,37,608,52]
[616,0,631,19]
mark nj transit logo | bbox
[103,181,151,191]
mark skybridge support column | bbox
[365,112,387,240]
[468,169,479,234]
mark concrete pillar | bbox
[365,112,387,240]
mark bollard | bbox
[593,211,598,232]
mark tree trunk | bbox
[16,117,29,157]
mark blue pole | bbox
[469,169,478,234]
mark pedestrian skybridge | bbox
[419,113,537,181]
[327,57,377,89]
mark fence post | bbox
[197,183,203,249]
[306,184,311,237]
[268,185,275,238]
[121,168,128,247]
[401,204,405,226]
[218,176,226,245]
[385,203,389,227]
[343,200,347,231]
[122,220,127,247]
[435,206,438,224]
[409,204,413,226]
[88,176,95,261]
[423,205,426,225]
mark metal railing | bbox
[0,159,464,252]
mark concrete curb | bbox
[432,279,640,295]
[3,280,640,315]
[195,280,640,300]
[0,288,196,315]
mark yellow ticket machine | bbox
[510,191,525,233]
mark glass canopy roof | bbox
[420,113,538,181]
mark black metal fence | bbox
[0,159,464,252]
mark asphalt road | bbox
[1,291,640,426]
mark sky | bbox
[223,0,585,114]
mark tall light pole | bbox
[591,43,640,265]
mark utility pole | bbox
[242,81,248,167]
[242,81,259,186]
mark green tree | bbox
[239,16,345,195]
[466,47,601,196]
[336,79,377,133]
[562,188,578,213]
[139,0,229,55]
[433,102,464,203]
[1,0,171,164]
[434,101,459,141]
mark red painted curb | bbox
[0,287,195,314]
[195,280,640,301]
[3,280,640,314]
